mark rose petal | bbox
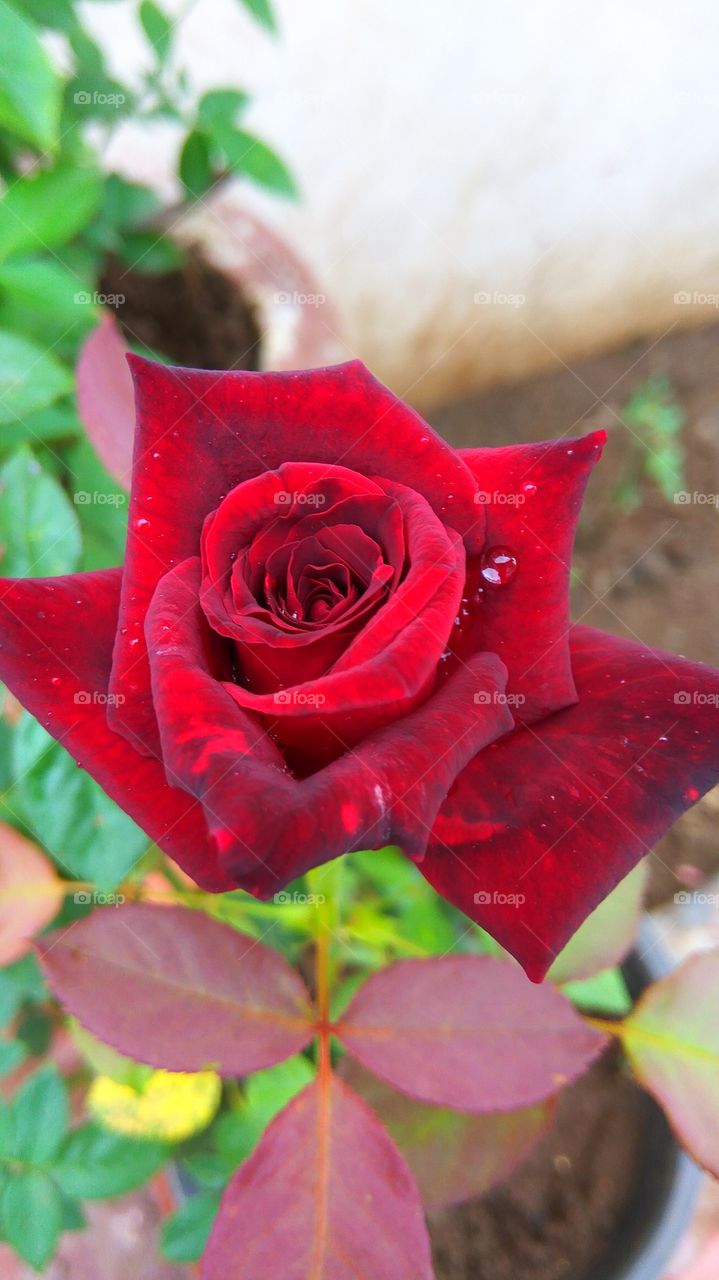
[0,571,232,891]
[145,558,512,889]
[110,358,483,753]
[420,625,719,980]
[457,431,605,722]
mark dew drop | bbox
[520,481,537,497]
[135,517,151,531]
[479,545,518,587]
[49,675,61,686]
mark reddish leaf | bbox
[202,1072,433,1280]
[622,950,719,1177]
[38,903,314,1074]
[337,956,605,1111]
[342,1060,552,1212]
[0,822,63,965]
[76,314,134,486]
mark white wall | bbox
[85,0,719,407]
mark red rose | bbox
[2,359,718,978]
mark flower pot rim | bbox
[584,915,702,1280]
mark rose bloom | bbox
[1,360,718,979]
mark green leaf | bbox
[64,437,128,571]
[12,716,148,888]
[10,1066,69,1163]
[210,1056,316,1169]
[0,1038,27,1076]
[0,257,97,347]
[0,448,81,577]
[116,230,183,275]
[179,130,214,198]
[162,1189,220,1262]
[214,126,297,198]
[0,332,72,429]
[0,953,46,1027]
[0,402,81,454]
[237,0,276,33]
[0,163,102,262]
[198,88,250,130]
[0,2,61,150]
[54,1125,168,1199]
[561,966,633,1018]
[139,0,173,62]
[0,1098,13,1153]
[13,0,76,32]
[60,1193,86,1230]
[2,1169,63,1268]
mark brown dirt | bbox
[101,251,261,371]
[429,323,719,905]
[429,1047,647,1280]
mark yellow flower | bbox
[88,1068,222,1142]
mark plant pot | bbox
[584,921,701,1280]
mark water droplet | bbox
[135,517,150,531]
[128,637,140,648]
[49,675,61,686]
[520,481,537,497]
[479,546,518,587]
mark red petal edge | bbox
[420,625,719,980]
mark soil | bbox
[101,252,262,371]
[429,1046,648,1280]
[429,323,719,905]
